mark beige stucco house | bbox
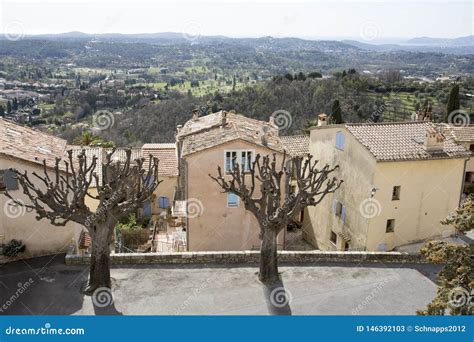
[70,145,178,221]
[303,120,470,252]
[443,125,474,194]
[0,118,82,258]
[175,110,287,251]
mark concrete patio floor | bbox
[0,254,441,315]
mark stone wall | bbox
[66,250,426,265]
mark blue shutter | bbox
[143,201,151,217]
[332,200,337,214]
[143,175,155,187]
[5,170,18,190]
[158,196,169,209]
[341,206,346,223]
[335,132,345,150]
[227,193,239,207]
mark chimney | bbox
[318,113,328,126]
[176,124,183,134]
[192,108,199,121]
[424,126,444,152]
[221,110,227,126]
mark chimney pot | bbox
[424,126,444,151]
[317,113,328,126]
[192,109,199,121]
[221,110,227,126]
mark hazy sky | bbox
[0,0,472,41]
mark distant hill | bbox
[342,36,474,55]
[405,35,474,47]
[14,32,474,54]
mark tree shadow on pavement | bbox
[92,302,123,316]
[263,279,292,316]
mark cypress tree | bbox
[331,99,343,124]
[446,84,460,121]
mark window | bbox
[0,170,5,191]
[470,144,474,152]
[335,131,345,150]
[225,151,237,173]
[386,219,395,233]
[241,151,253,172]
[225,150,255,173]
[344,241,350,251]
[0,169,18,191]
[335,202,343,217]
[227,193,239,207]
[332,200,347,223]
[330,231,337,245]
[392,186,401,200]
[465,172,474,183]
[158,196,169,209]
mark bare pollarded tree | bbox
[4,149,160,293]
[210,153,342,284]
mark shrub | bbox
[3,239,25,257]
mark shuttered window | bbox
[335,131,345,150]
[158,196,169,209]
[0,169,18,191]
[227,193,239,208]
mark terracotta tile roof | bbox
[142,143,176,149]
[0,118,67,168]
[444,125,474,142]
[281,135,310,157]
[345,121,470,161]
[179,111,284,156]
[142,143,178,177]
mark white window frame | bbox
[224,149,255,173]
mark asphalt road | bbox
[0,254,441,315]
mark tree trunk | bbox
[84,222,114,294]
[259,228,279,284]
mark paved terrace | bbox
[0,254,440,315]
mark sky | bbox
[0,0,472,42]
